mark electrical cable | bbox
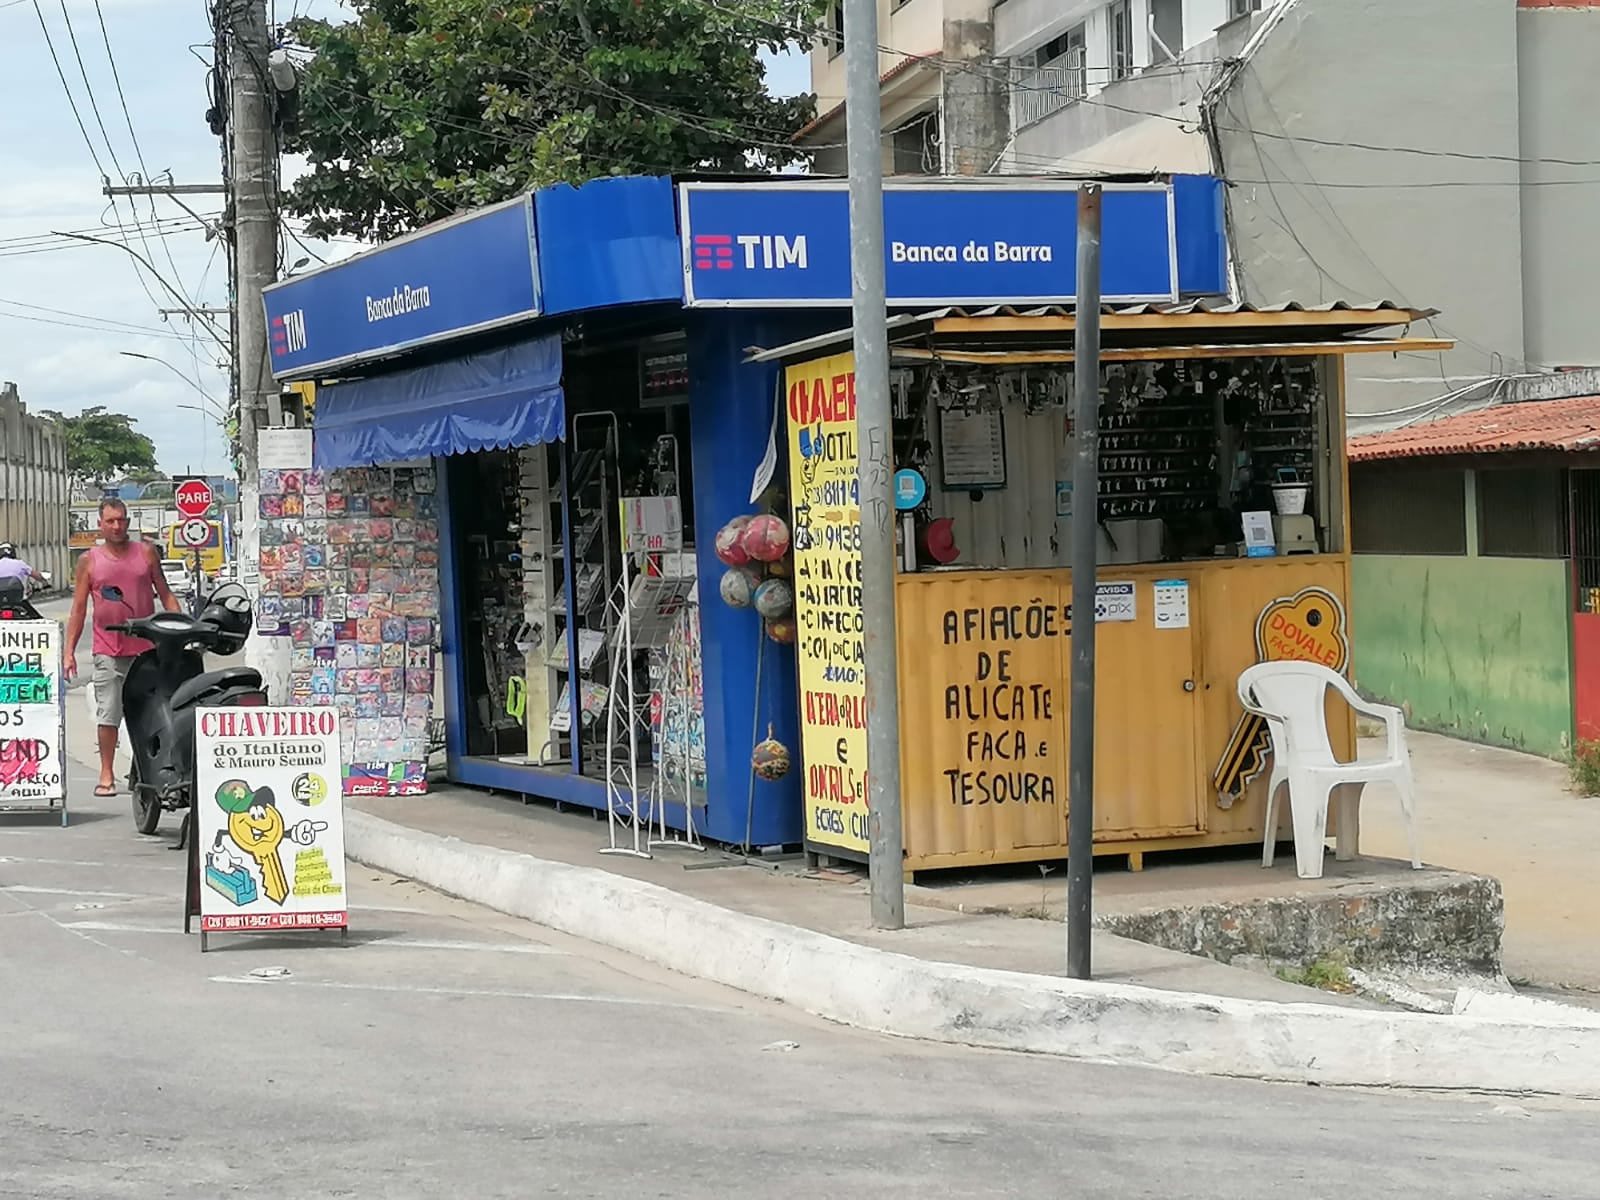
[93,0,203,314]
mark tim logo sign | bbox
[270,309,307,358]
[692,234,808,272]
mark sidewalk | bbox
[1358,730,1600,994]
[348,782,1378,1009]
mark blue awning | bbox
[313,333,564,468]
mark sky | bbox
[0,0,810,478]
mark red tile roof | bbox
[1347,396,1600,462]
[794,52,938,141]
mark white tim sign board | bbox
[0,621,66,817]
[194,706,348,936]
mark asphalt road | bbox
[2,610,1598,1196]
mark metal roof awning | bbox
[745,301,1448,365]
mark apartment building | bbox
[800,0,1010,175]
[988,0,1600,426]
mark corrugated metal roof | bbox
[917,299,1433,318]
[745,300,1434,362]
[1347,395,1600,462]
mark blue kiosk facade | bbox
[262,174,1228,850]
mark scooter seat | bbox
[171,666,264,711]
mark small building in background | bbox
[0,382,70,585]
[1348,396,1600,759]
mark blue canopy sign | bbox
[678,181,1186,308]
[262,196,541,380]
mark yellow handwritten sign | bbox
[786,352,868,856]
[1213,585,1350,806]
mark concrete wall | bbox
[1352,555,1572,758]
[1217,0,1526,421]
[993,0,1277,172]
[0,383,70,586]
[1517,2,1600,371]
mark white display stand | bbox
[0,620,67,827]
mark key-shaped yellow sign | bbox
[1213,585,1349,808]
[214,779,328,905]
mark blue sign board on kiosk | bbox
[262,196,541,380]
[678,181,1191,308]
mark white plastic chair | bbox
[1237,661,1421,880]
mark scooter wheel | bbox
[130,761,161,836]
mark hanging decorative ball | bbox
[752,724,792,781]
[718,565,761,608]
[739,513,791,563]
[714,516,754,566]
[753,578,794,620]
[765,617,797,644]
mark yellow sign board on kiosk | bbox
[785,352,869,857]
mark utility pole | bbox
[843,0,905,930]
[1065,185,1103,980]
[224,0,287,694]
[228,0,278,491]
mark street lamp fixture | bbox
[120,351,227,420]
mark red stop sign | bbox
[174,479,214,518]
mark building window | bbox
[1478,467,1568,559]
[1107,0,1133,82]
[891,110,939,174]
[1229,0,1262,19]
[1150,0,1183,64]
[828,1,843,58]
[1350,464,1467,556]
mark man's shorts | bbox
[92,655,137,728]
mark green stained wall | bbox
[1352,555,1573,758]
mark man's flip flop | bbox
[93,784,117,797]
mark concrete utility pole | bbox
[224,0,286,694]
[228,0,277,490]
[843,0,905,930]
[1065,185,1103,980]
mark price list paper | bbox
[785,352,869,856]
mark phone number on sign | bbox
[200,911,347,932]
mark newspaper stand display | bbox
[190,706,349,951]
[0,621,67,827]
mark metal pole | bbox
[843,0,904,930]
[1066,184,1103,980]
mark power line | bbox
[0,220,216,260]
[0,214,216,250]
[31,0,108,177]
[92,0,200,311]
[0,306,211,342]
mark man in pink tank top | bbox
[64,498,180,797]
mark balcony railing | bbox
[1010,53,1086,131]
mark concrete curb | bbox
[345,810,1600,1098]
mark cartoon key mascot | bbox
[213,779,327,906]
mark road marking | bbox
[360,936,564,955]
[61,923,563,955]
[0,885,143,898]
[0,855,180,871]
[207,975,731,1012]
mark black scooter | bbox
[0,578,43,622]
[108,582,263,839]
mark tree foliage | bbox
[285,0,822,242]
[40,406,158,487]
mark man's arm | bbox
[149,545,180,613]
[63,556,92,680]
